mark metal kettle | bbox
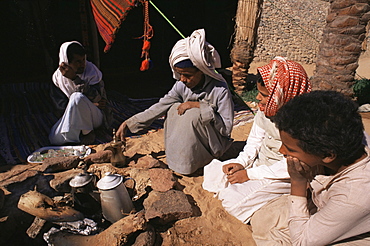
[96,172,134,223]
[69,170,100,215]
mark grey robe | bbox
[126,75,234,174]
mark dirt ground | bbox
[123,112,370,246]
[2,57,370,245]
[136,112,370,246]
[126,59,370,242]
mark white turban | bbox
[52,41,102,98]
[169,29,226,83]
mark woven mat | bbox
[0,82,254,165]
[0,83,162,165]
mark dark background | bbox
[0,0,238,98]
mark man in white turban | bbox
[49,41,109,145]
[116,29,234,175]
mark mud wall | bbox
[253,0,330,64]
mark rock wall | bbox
[253,0,330,64]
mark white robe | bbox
[49,41,104,145]
[49,92,103,145]
[202,110,291,223]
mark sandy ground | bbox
[3,57,370,245]
[120,121,255,245]
[121,112,370,245]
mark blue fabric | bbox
[174,59,194,68]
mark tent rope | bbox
[139,0,154,71]
[149,0,185,38]
[148,0,252,111]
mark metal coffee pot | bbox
[69,171,95,193]
[96,172,134,223]
[69,171,101,216]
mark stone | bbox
[88,163,126,180]
[41,156,80,173]
[132,225,156,246]
[0,165,40,188]
[127,168,151,201]
[143,190,193,225]
[128,155,161,169]
[18,190,83,222]
[83,150,112,164]
[47,211,147,246]
[149,168,176,192]
[47,169,84,193]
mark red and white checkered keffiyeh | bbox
[257,56,311,117]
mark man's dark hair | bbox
[274,90,364,164]
[256,72,264,86]
[67,43,86,63]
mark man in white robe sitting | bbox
[116,29,234,175]
[49,41,108,145]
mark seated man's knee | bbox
[187,108,201,125]
[69,92,86,104]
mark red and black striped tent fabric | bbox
[90,0,138,52]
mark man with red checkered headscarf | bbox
[203,56,311,224]
[258,56,311,117]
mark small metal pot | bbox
[69,172,95,194]
[96,172,134,223]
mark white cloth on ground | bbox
[49,92,103,145]
[126,75,234,174]
[203,110,291,223]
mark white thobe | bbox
[49,92,103,145]
[202,110,291,223]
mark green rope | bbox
[149,0,185,39]
[148,0,252,112]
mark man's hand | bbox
[116,121,128,141]
[222,163,244,175]
[95,98,107,110]
[59,62,77,80]
[177,101,200,115]
[227,169,249,184]
[287,156,314,181]
[287,156,311,197]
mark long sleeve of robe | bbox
[126,76,234,174]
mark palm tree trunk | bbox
[311,0,370,95]
[231,0,264,95]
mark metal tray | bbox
[27,145,91,164]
